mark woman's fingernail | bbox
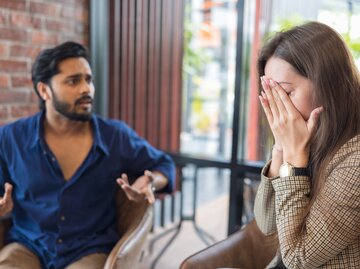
[264,77,269,85]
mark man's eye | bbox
[86,77,93,84]
[68,78,80,85]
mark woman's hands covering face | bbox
[259,76,323,167]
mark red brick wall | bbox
[0,0,89,125]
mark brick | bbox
[0,60,28,72]
[59,35,88,47]
[0,120,10,126]
[30,91,39,102]
[11,104,38,118]
[31,31,59,45]
[0,106,9,118]
[0,42,9,57]
[45,19,74,33]
[0,89,30,103]
[47,0,88,6]
[10,13,43,29]
[11,75,32,88]
[0,28,28,42]
[0,9,9,24]
[0,0,26,11]
[75,23,87,34]
[10,44,41,59]
[0,74,10,88]
[61,6,88,23]
[30,1,60,16]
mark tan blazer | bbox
[254,135,360,268]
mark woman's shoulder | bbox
[330,134,360,169]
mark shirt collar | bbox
[91,115,110,156]
[27,111,44,150]
[27,111,110,157]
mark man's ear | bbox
[37,82,50,101]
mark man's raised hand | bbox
[0,183,13,217]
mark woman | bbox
[254,21,360,268]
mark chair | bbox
[179,220,278,269]
[0,189,153,269]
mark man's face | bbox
[48,57,95,121]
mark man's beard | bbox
[50,86,93,122]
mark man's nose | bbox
[80,80,92,94]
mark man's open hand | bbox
[0,183,13,217]
[116,170,155,204]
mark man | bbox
[0,42,175,269]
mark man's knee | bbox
[65,252,108,269]
[0,242,42,269]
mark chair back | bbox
[104,190,153,269]
[180,220,278,269]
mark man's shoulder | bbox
[94,115,133,134]
[0,113,39,135]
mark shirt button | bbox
[58,238,63,244]
[60,216,66,221]
[43,151,47,155]
[51,157,56,162]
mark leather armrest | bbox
[179,220,278,269]
[104,190,153,269]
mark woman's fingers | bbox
[259,93,273,122]
[262,77,279,119]
[307,106,324,133]
[271,79,301,118]
[269,80,288,116]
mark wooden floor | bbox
[139,194,229,269]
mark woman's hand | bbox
[259,76,323,167]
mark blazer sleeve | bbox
[254,160,278,235]
[272,153,360,268]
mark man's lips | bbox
[76,97,93,105]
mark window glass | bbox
[238,0,360,162]
[181,0,238,160]
[180,0,360,162]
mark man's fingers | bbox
[144,170,154,183]
[146,191,155,204]
[2,183,13,203]
[119,182,143,202]
[120,173,129,185]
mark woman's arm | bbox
[273,153,360,268]
[254,159,279,235]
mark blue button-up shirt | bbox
[0,112,175,269]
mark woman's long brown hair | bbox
[257,21,360,230]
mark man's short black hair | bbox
[31,41,89,110]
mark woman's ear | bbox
[37,82,50,101]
